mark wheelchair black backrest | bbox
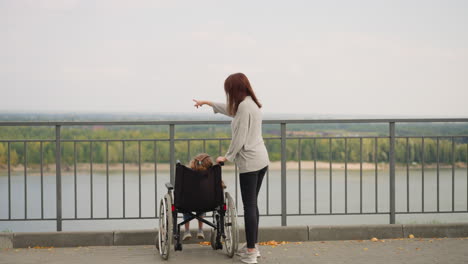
[174,163,224,212]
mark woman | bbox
[193,73,269,264]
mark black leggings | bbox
[239,166,268,249]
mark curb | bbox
[402,223,468,238]
[11,231,114,248]
[308,224,404,241]
[2,223,468,248]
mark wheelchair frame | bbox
[156,163,239,260]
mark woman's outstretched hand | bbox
[193,99,204,108]
[193,99,212,109]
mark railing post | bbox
[55,125,62,231]
[389,122,396,224]
[169,124,175,184]
[281,122,287,226]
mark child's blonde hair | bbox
[189,153,213,171]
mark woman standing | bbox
[193,73,269,264]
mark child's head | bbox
[189,153,213,171]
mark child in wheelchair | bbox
[182,153,227,241]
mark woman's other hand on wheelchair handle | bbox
[216,156,227,165]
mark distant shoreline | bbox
[1,161,466,174]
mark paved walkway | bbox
[1,237,468,264]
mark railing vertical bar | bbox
[154,141,158,217]
[281,122,287,226]
[422,137,425,212]
[122,141,126,218]
[138,140,142,218]
[452,137,455,212]
[24,141,27,219]
[55,125,62,231]
[298,138,302,215]
[437,137,440,212]
[314,138,317,215]
[90,141,93,219]
[106,141,109,219]
[375,137,378,213]
[8,142,11,220]
[187,140,190,163]
[360,137,363,214]
[389,122,396,224]
[74,141,77,219]
[40,141,44,219]
[344,138,348,214]
[203,139,206,153]
[266,163,270,215]
[406,137,410,213]
[265,139,269,216]
[329,138,332,214]
[169,124,175,184]
[218,140,222,156]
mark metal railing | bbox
[1,118,468,231]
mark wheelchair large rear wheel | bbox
[223,192,239,257]
[157,193,173,260]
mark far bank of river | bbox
[2,161,466,175]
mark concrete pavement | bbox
[2,237,468,264]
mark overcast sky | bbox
[1,0,467,117]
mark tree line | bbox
[0,127,467,167]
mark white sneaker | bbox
[237,243,261,257]
[197,229,205,239]
[182,231,192,241]
[239,249,258,264]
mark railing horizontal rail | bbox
[1,118,468,126]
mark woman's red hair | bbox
[224,73,262,116]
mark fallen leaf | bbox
[363,248,368,251]
[295,242,302,245]
[408,234,415,239]
[258,240,289,247]
[428,240,433,243]
[416,248,420,250]
[371,237,378,242]
[199,242,211,246]
[33,246,54,249]
[380,240,385,243]
[314,253,319,256]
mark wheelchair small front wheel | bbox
[210,228,217,250]
[157,193,173,260]
[223,192,239,257]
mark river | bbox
[1,167,467,232]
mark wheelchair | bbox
[156,161,239,260]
